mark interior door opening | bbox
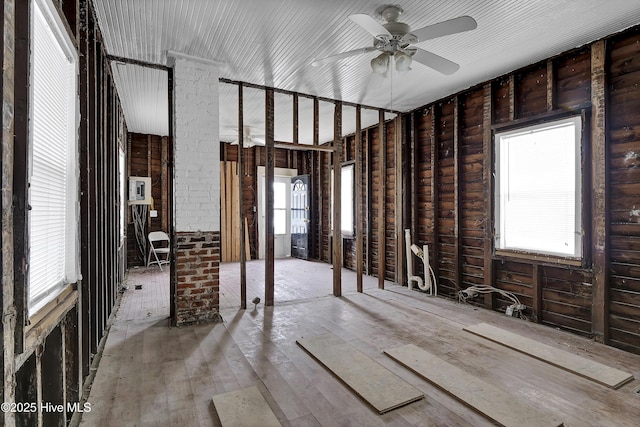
[258,167,298,259]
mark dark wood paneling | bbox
[607,29,640,352]
[385,119,396,282]
[555,48,591,108]
[515,63,548,118]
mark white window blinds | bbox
[28,0,79,314]
[495,116,582,258]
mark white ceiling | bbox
[94,0,640,141]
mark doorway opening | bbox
[257,166,298,259]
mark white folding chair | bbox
[147,231,170,271]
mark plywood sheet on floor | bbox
[464,322,633,389]
[212,385,281,427]
[384,344,563,427]
[296,333,424,414]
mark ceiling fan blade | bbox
[311,46,377,66]
[403,15,477,44]
[412,48,460,75]
[349,14,392,40]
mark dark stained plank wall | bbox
[607,30,640,354]
[126,133,170,265]
[515,63,548,118]
[407,25,640,354]
[414,107,435,280]
[459,89,485,304]
[368,125,382,277]
[555,48,591,109]
[384,120,397,281]
[435,99,457,298]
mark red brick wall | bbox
[175,231,220,325]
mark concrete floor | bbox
[79,259,640,426]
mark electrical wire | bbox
[458,284,522,308]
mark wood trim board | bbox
[296,333,424,414]
[384,344,563,427]
[463,323,633,389]
[212,385,281,427]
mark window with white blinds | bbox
[28,0,79,315]
[494,116,582,258]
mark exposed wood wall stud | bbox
[453,97,461,296]
[378,110,386,289]
[482,83,496,309]
[590,39,609,343]
[355,106,363,292]
[332,101,342,296]
[547,60,555,111]
[238,83,246,309]
[430,107,440,287]
[395,114,404,287]
[265,89,275,306]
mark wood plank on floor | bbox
[464,322,634,389]
[296,333,424,414]
[212,385,282,427]
[384,344,563,427]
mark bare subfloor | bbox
[80,259,640,426]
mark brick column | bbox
[171,56,221,325]
[175,231,220,324]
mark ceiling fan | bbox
[220,126,265,147]
[311,5,477,76]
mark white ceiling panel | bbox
[94,0,640,140]
[111,62,168,135]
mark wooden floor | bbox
[79,259,640,426]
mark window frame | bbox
[27,0,80,316]
[492,111,588,266]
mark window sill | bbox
[16,285,78,370]
[494,249,583,267]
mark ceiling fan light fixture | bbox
[395,51,412,73]
[371,52,390,74]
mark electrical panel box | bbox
[128,176,151,205]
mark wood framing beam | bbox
[313,98,319,146]
[378,110,386,289]
[88,16,100,346]
[238,83,247,309]
[430,107,440,287]
[78,0,91,379]
[293,93,299,144]
[332,101,342,297]
[106,54,170,71]
[13,0,30,354]
[274,141,333,152]
[508,74,516,121]
[482,83,496,309]
[532,264,542,323]
[161,137,168,232]
[219,78,401,115]
[547,60,555,112]
[366,129,372,275]
[590,39,609,343]
[168,65,177,325]
[355,106,363,292]
[453,97,461,296]
[395,115,404,287]
[409,113,418,284]
[265,89,275,306]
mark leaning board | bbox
[384,344,563,427]
[296,333,424,414]
[464,323,633,389]
[212,385,281,427]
